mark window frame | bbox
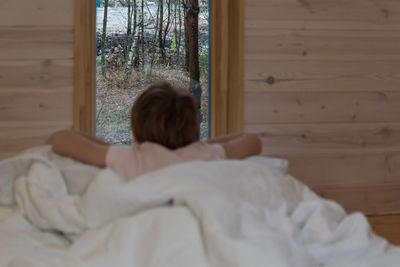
[73,0,243,137]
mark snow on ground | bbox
[97,6,209,33]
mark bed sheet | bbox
[0,146,398,267]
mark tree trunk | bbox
[125,0,138,80]
[100,0,109,76]
[134,0,141,69]
[147,2,160,80]
[183,0,189,72]
[185,0,201,124]
[173,0,178,63]
[163,0,171,62]
[158,0,165,61]
[125,0,132,62]
[177,0,182,65]
[141,0,144,70]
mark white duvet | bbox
[0,146,398,267]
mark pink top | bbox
[106,141,226,181]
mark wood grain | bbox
[244,0,400,218]
[73,0,96,135]
[284,152,400,186]
[276,152,400,215]
[0,26,73,60]
[211,0,229,137]
[246,0,400,30]
[245,91,400,124]
[0,125,70,154]
[227,0,244,133]
[0,0,73,26]
[244,60,400,92]
[245,30,400,61]
[0,91,73,122]
[0,152,19,160]
[309,184,400,215]
[368,215,400,245]
[0,59,73,91]
[210,0,245,136]
[245,123,400,155]
[0,0,74,158]
[245,20,400,31]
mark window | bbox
[95,0,210,144]
[74,0,243,138]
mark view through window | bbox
[95,0,210,144]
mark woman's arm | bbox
[52,131,109,167]
[205,132,243,144]
[214,133,262,159]
[75,131,109,145]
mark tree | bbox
[100,0,109,75]
[162,0,172,62]
[177,0,183,64]
[133,0,142,69]
[184,0,201,124]
[147,0,160,80]
[172,0,178,63]
[125,0,138,80]
[158,0,165,61]
[141,0,145,70]
[124,0,133,62]
[183,0,189,72]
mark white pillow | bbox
[22,145,100,195]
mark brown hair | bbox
[131,81,199,149]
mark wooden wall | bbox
[1,0,399,217]
[244,0,400,215]
[0,0,74,159]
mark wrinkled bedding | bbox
[0,146,398,267]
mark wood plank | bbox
[244,60,400,92]
[211,0,229,136]
[0,91,73,122]
[243,0,400,219]
[368,215,400,245]
[210,0,245,136]
[0,125,71,154]
[309,184,400,215]
[227,0,244,133]
[246,0,400,30]
[0,59,73,91]
[0,152,19,161]
[245,123,400,155]
[245,19,400,31]
[245,91,400,124]
[245,30,400,61]
[0,0,73,26]
[0,26,73,60]
[74,0,96,135]
[284,152,400,186]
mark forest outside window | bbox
[95,0,210,144]
[74,0,243,138]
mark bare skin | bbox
[52,131,262,167]
[206,133,262,159]
[52,131,110,167]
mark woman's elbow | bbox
[246,133,262,155]
[52,131,70,155]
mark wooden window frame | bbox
[74,0,243,137]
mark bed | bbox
[0,146,399,266]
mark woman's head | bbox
[131,81,199,149]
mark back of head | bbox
[131,81,199,149]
